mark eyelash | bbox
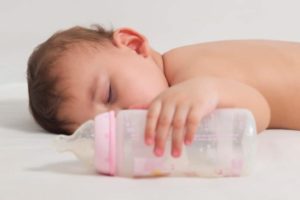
[106,84,112,103]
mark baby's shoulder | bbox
[162,44,200,83]
[163,43,219,84]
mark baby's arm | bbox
[144,76,270,157]
[214,77,271,132]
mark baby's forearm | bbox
[213,77,271,133]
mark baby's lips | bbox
[129,104,149,109]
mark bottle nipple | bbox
[53,120,96,167]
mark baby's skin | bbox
[56,28,300,158]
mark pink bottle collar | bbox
[94,111,116,175]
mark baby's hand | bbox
[144,77,219,158]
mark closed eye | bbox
[107,84,112,103]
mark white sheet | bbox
[1,83,300,200]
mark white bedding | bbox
[1,83,300,200]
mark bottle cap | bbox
[94,111,116,175]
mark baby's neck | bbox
[150,49,164,72]
[149,48,172,86]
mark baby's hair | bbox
[27,24,114,135]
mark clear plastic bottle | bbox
[54,108,257,178]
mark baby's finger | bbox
[145,101,161,145]
[154,104,175,157]
[184,105,203,145]
[171,106,189,157]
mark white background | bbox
[1,0,300,85]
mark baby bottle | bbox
[54,108,257,178]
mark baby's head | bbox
[27,25,168,135]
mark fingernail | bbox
[172,149,180,158]
[146,138,153,145]
[155,148,163,157]
[184,139,192,145]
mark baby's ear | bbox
[112,28,150,57]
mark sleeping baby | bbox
[27,25,300,158]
